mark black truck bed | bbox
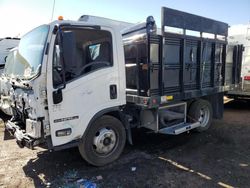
[123,7,242,107]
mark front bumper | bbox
[5,120,40,149]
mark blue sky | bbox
[0,0,249,37]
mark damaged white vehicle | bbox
[0,48,19,115]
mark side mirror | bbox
[62,31,77,72]
[52,29,77,105]
[53,88,63,104]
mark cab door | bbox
[46,25,124,147]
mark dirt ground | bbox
[0,99,250,188]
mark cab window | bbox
[53,28,113,87]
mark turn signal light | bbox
[56,128,71,137]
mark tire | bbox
[188,99,213,132]
[78,115,126,166]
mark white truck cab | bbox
[46,17,130,147]
[6,16,133,166]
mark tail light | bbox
[244,76,250,81]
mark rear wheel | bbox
[188,99,212,132]
[78,115,126,166]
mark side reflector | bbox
[166,95,173,100]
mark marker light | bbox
[58,16,64,20]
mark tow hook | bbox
[16,140,25,148]
[6,120,35,149]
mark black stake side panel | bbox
[161,7,228,36]
[125,7,243,107]
[160,33,226,97]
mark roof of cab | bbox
[78,15,133,31]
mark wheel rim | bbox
[198,107,210,127]
[93,128,117,155]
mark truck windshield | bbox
[14,25,49,79]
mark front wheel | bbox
[188,99,213,132]
[78,115,126,166]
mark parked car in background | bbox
[0,37,20,74]
[0,48,19,115]
[0,38,20,115]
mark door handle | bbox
[110,85,117,99]
[53,89,63,104]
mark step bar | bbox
[158,122,201,135]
